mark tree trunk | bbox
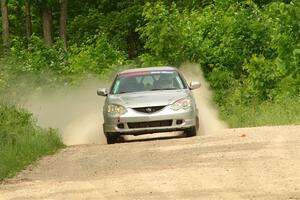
[127,29,137,59]
[1,0,9,48]
[25,0,32,46]
[168,0,173,11]
[59,0,67,49]
[42,2,53,46]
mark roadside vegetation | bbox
[0,104,64,180]
[222,98,300,128]
[0,0,300,179]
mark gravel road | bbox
[1,125,300,200]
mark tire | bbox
[184,126,197,137]
[185,116,199,137]
[105,133,119,144]
[195,116,200,130]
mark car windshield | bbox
[111,70,187,94]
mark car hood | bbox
[107,90,191,108]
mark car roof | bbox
[118,66,177,75]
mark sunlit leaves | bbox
[138,1,300,101]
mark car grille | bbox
[132,106,165,114]
[128,120,172,129]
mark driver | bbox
[156,73,174,89]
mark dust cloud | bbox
[23,78,109,145]
[180,64,227,135]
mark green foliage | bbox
[220,97,300,128]
[0,104,64,180]
[67,33,126,75]
[138,1,274,71]
[138,2,192,65]
[243,56,286,100]
[10,36,68,73]
[138,1,300,102]
[3,33,125,86]
[68,9,104,45]
[67,1,145,57]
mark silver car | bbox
[97,67,200,144]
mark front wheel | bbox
[184,126,197,137]
[184,117,199,137]
[105,133,119,144]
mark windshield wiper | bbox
[117,91,141,94]
[151,88,177,91]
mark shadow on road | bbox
[120,132,186,143]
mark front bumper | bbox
[103,106,197,135]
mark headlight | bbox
[171,98,192,111]
[107,104,127,116]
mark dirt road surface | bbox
[1,125,300,200]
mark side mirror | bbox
[97,88,108,96]
[189,81,201,90]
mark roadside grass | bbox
[220,97,300,128]
[0,104,64,180]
